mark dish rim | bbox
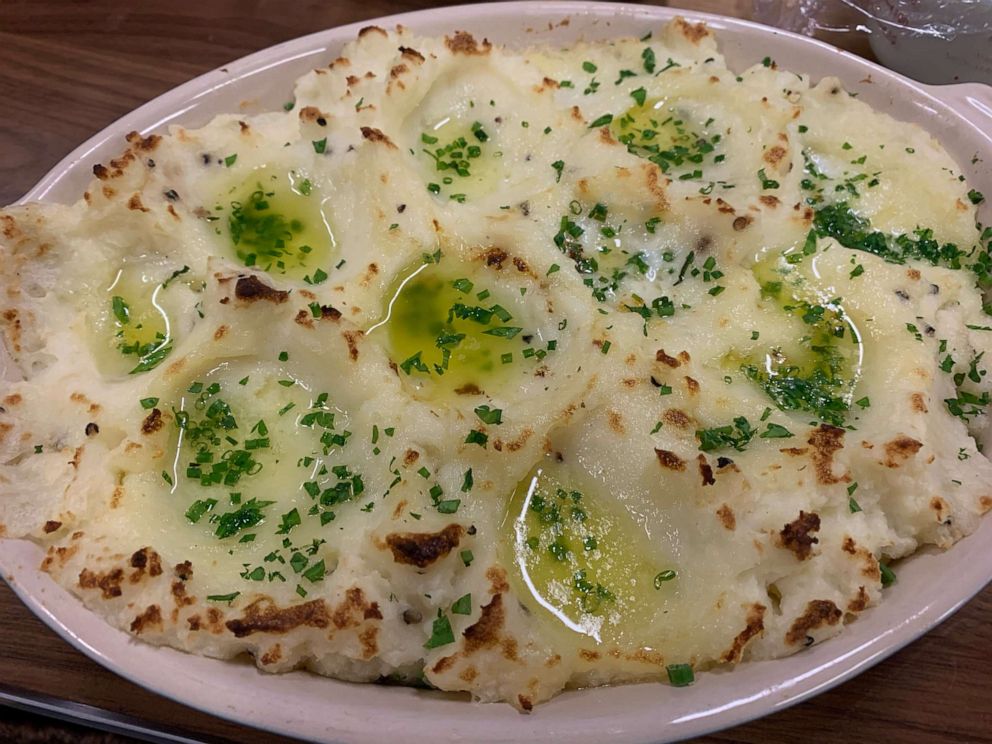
[3,3,992,743]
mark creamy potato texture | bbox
[1,18,991,709]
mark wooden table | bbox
[1,1,989,742]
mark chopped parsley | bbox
[642,47,656,73]
[424,610,455,649]
[697,417,754,452]
[474,405,503,425]
[451,594,472,615]
[588,113,614,129]
[214,498,275,539]
[302,559,327,583]
[465,429,488,448]
[760,423,793,439]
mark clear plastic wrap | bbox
[753,1,992,84]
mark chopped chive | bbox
[653,570,676,588]
[207,592,240,604]
[879,562,896,586]
[666,663,694,687]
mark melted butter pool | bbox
[121,361,351,594]
[501,459,675,646]
[611,98,691,153]
[370,258,549,398]
[740,252,865,424]
[610,97,722,174]
[96,263,174,376]
[219,167,335,279]
[418,116,504,203]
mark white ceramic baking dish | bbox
[2,3,991,742]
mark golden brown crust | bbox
[234,276,289,304]
[463,592,504,653]
[847,586,870,613]
[358,25,387,38]
[716,504,736,530]
[140,408,163,434]
[763,145,787,166]
[445,31,491,55]
[656,349,681,368]
[360,127,398,149]
[226,598,330,637]
[399,46,425,63]
[655,448,686,471]
[697,454,715,486]
[779,511,820,560]
[808,424,849,485]
[910,393,928,413]
[130,604,163,634]
[785,599,842,645]
[385,524,465,568]
[882,435,923,468]
[78,567,125,599]
[721,603,765,662]
[342,330,362,361]
[673,17,711,44]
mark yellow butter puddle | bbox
[735,250,865,425]
[501,459,676,646]
[216,167,335,280]
[418,116,504,203]
[368,257,552,398]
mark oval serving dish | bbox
[2,3,991,742]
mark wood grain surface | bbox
[0,1,990,742]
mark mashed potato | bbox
[1,18,990,709]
